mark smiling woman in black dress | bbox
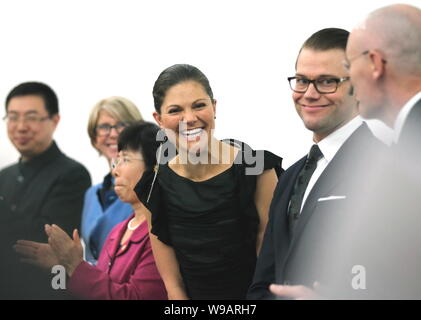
[135,64,282,299]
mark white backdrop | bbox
[0,0,409,184]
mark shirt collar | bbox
[317,116,363,163]
[18,141,61,176]
[393,91,421,143]
[127,219,148,243]
[108,213,148,244]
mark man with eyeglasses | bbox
[320,4,421,299]
[0,82,91,299]
[346,4,421,136]
[248,28,385,300]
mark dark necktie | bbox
[288,144,324,232]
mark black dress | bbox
[135,142,282,299]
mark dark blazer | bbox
[0,141,91,299]
[248,122,384,299]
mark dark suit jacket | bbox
[248,122,384,299]
[0,141,91,299]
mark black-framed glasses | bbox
[288,76,350,94]
[95,122,128,136]
[2,114,51,126]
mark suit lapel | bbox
[277,157,307,242]
[268,158,306,253]
[104,220,128,262]
[287,123,374,255]
[272,156,306,283]
[398,98,421,151]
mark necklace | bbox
[127,218,141,231]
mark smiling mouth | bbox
[180,128,204,141]
[302,104,329,108]
[14,137,31,144]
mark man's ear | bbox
[51,114,60,129]
[369,50,387,80]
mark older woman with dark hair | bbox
[15,122,167,300]
[136,64,283,300]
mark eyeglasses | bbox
[95,122,128,136]
[3,114,51,126]
[288,76,350,94]
[343,50,369,70]
[343,50,387,71]
[111,156,144,169]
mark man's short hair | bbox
[5,82,59,116]
[302,28,350,52]
[295,28,350,70]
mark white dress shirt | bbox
[300,116,364,211]
[393,91,421,143]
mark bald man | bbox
[330,4,421,299]
[346,4,421,149]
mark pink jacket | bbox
[68,214,167,300]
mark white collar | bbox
[316,116,363,163]
[393,91,421,143]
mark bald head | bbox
[346,5,421,126]
[351,4,421,76]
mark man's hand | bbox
[269,282,321,300]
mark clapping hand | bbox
[14,240,59,270]
[14,224,84,277]
[45,224,84,277]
